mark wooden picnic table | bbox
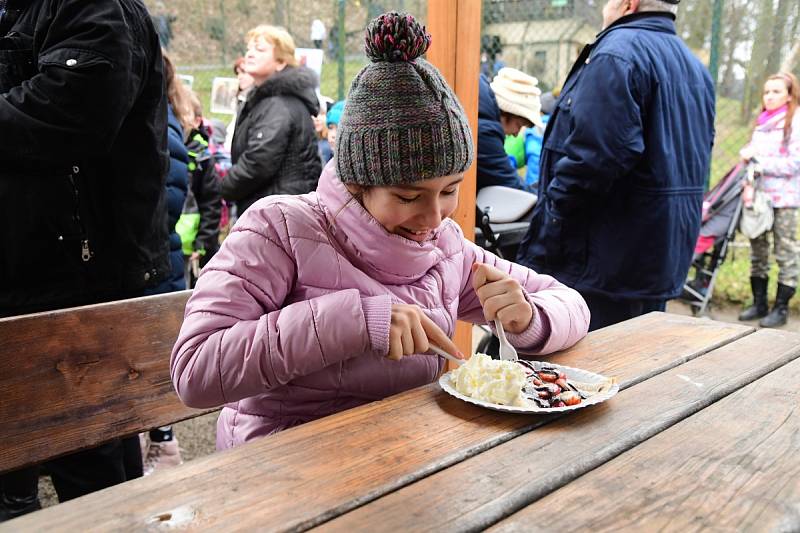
[4,311,799,532]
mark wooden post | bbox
[426,0,482,361]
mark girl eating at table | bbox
[171,12,589,449]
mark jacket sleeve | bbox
[0,1,151,161]
[170,208,392,409]
[193,158,222,252]
[524,128,543,190]
[457,237,589,355]
[547,54,645,219]
[757,119,800,178]
[221,100,292,201]
[476,119,526,191]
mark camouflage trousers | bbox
[749,207,799,287]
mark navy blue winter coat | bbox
[518,13,715,301]
[146,106,188,294]
[477,74,525,191]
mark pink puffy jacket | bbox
[171,162,590,449]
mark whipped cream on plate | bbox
[449,353,527,407]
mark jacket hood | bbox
[315,160,455,285]
[478,74,501,122]
[166,104,183,137]
[251,66,320,116]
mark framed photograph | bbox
[295,47,325,79]
[178,74,194,89]
[210,77,239,115]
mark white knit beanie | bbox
[490,67,544,128]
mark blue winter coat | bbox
[517,13,715,301]
[476,74,525,191]
[146,105,188,294]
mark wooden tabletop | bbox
[5,312,800,532]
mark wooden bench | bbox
[0,290,214,474]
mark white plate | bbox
[439,361,620,414]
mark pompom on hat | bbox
[335,12,474,186]
[491,67,544,129]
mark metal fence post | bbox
[706,0,724,190]
[337,0,346,101]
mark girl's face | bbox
[357,174,463,242]
[327,124,338,147]
[312,112,326,134]
[244,38,285,85]
[763,79,790,111]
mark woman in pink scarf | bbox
[738,72,800,327]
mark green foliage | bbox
[206,17,226,43]
[235,0,251,17]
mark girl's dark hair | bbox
[763,72,800,152]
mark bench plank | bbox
[1,313,752,532]
[489,338,800,532]
[318,328,800,532]
[0,291,214,473]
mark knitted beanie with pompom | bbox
[335,12,474,186]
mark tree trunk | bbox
[765,0,792,77]
[741,0,775,122]
[274,0,288,29]
[720,0,746,97]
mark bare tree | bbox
[765,0,793,77]
[742,0,776,121]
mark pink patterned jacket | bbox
[171,162,590,449]
[749,110,800,208]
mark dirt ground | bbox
[36,300,798,509]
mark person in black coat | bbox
[221,25,321,215]
[0,0,169,518]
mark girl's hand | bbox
[388,304,463,361]
[472,263,533,334]
[740,146,755,162]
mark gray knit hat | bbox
[336,12,474,186]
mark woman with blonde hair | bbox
[221,25,321,214]
[738,72,800,327]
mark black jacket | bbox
[183,123,221,255]
[222,66,321,214]
[477,74,525,192]
[518,13,715,301]
[0,0,170,316]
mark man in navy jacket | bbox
[517,0,715,330]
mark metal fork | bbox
[494,318,518,361]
